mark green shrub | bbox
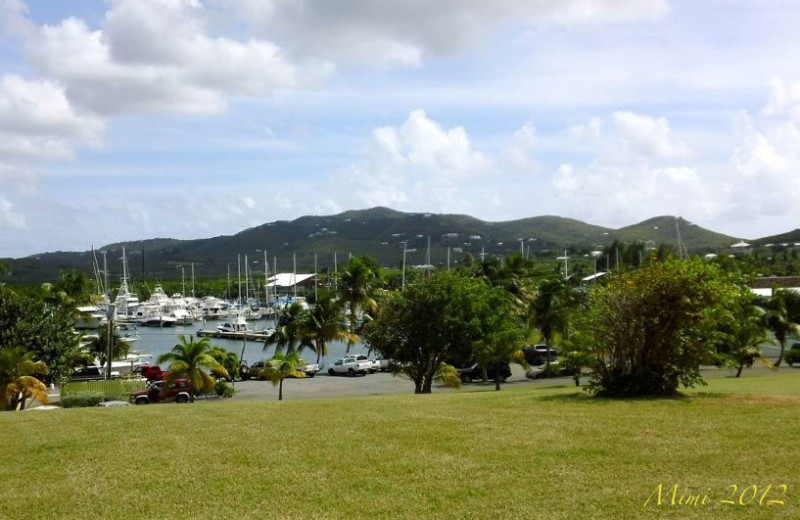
[214,381,235,398]
[60,392,105,408]
[786,349,800,367]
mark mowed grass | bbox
[3,372,800,520]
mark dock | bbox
[196,330,273,342]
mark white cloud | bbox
[219,0,668,67]
[0,195,25,229]
[14,0,304,116]
[612,111,690,158]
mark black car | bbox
[69,366,119,381]
[457,362,512,383]
[522,345,558,366]
[241,360,265,381]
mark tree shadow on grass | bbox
[537,390,702,404]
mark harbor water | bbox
[122,317,371,369]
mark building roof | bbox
[266,273,315,288]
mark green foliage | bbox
[260,350,306,401]
[85,327,132,369]
[0,346,49,411]
[158,335,227,402]
[60,392,105,408]
[208,347,240,380]
[61,379,146,401]
[365,272,522,394]
[712,297,775,377]
[785,348,800,366]
[0,288,79,384]
[304,292,355,364]
[338,256,379,340]
[264,302,311,354]
[213,380,235,398]
[583,257,742,396]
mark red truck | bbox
[129,379,191,405]
[136,364,170,382]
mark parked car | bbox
[457,362,511,383]
[786,342,800,366]
[241,360,266,380]
[376,358,396,372]
[354,354,379,373]
[522,345,559,366]
[525,360,560,380]
[134,364,169,382]
[327,356,372,376]
[129,379,191,405]
[69,366,119,381]
[296,362,320,378]
[241,360,320,379]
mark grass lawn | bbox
[2,371,799,519]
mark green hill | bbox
[2,208,741,284]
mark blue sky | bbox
[2,0,800,257]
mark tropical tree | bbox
[208,347,240,381]
[1,288,80,384]
[365,272,521,394]
[260,350,306,401]
[264,303,311,354]
[304,293,356,364]
[0,347,49,411]
[339,256,379,341]
[763,290,800,366]
[715,301,775,378]
[86,327,132,370]
[525,277,579,367]
[158,335,227,402]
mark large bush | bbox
[583,257,741,397]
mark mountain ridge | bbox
[2,207,749,283]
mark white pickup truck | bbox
[327,356,372,376]
[297,362,320,378]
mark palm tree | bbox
[765,290,800,366]
[716,304,774,377]
[525,278,575,367]
[304,293,356,364]
[157,335,227,402]
[0,347,49,411]
[264,303,311,354]
[208,347,240,381]
[339,257,378,342]
[87,327,132,369]
[260,350,306,401]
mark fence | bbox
[60,378,147,401]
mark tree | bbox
[264,303,311,354]
[582,257,740,397]
[339,256,379,343]
[364,272,521,394]
[158,335,227,402]
[763,290,800,366]
[0,347,49,411]
[525,278,580,367]
[714,298,774,378]
[303,293,356,364]
[86,327,132,369]
[0,288,80,384]
[260,350,306,401]
[208,347,240,381]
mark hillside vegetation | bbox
[3,207,740,283]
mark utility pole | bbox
[401,241,408,291]
[105,304,116,380]
[314,252,318,302]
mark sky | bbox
[2,0,800,258]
